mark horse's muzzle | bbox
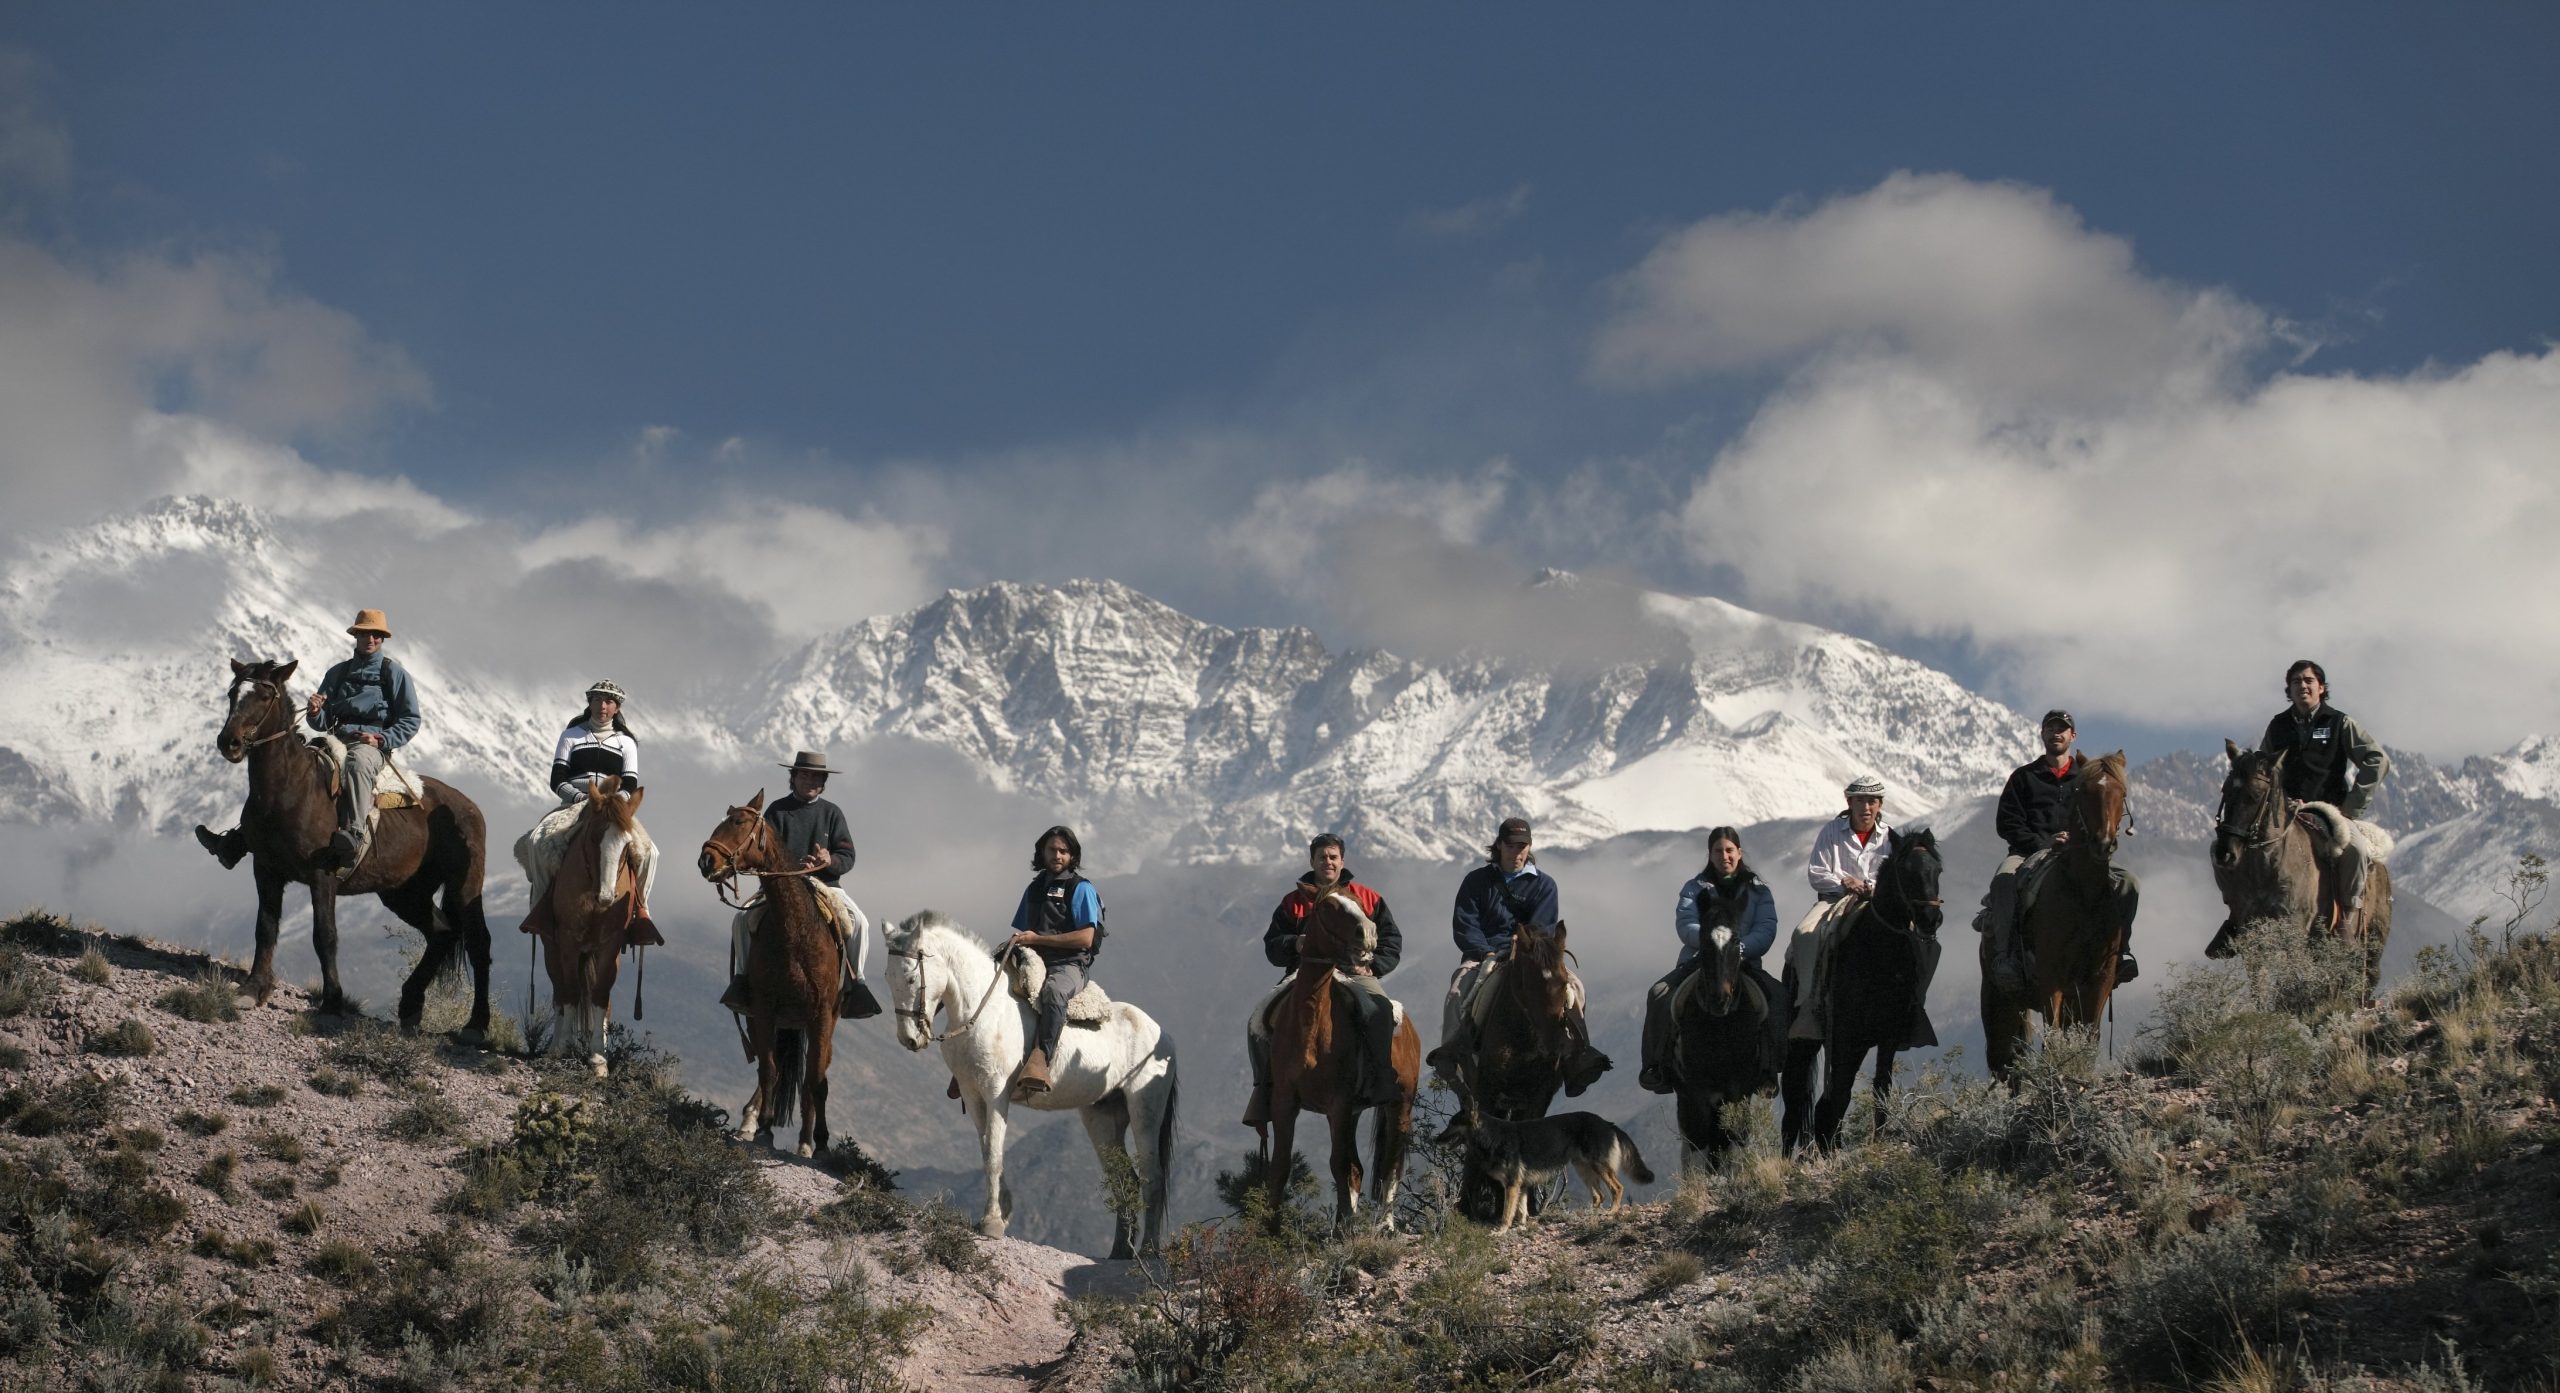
[217,737,247,764]
[697,846,728,881]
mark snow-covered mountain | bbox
[3,494,2551,889]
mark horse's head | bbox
[1701,914,1747,1017]
[2067,751,2129,859]
[1503,920,1574,1020]
[1876,827,1944,935]
[697,789,774,883]
[881,910,965,1054]
[2214,739,2284,869]
[217,658,299,763]
[585,779,643,831]
[1300,891,1374,968]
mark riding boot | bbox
[195,824,249,870]
[1986,917,2030,998]
[1358,997,1403,1107]
[1242,1036,1272,1127]
[1011,1046,1053,1100]
[2116,951,2140,983]
[1559,1006,1612,1096]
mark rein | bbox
[225,680,308,751]
[702,816,823,910]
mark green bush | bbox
[157,970,240,1024]
[387,1091,466,1143]
[1802,1147,2007,1337]
[306,1238,376,1281]
[228,1083,288,1108]
[284,1201,326,1235]
[2102,1220,2300,1377]
[321,1225,523,1362]
[0,943,56,1020]
[192,1225,277,1267]
[503,1072,772,1290]
[251,1173,296,1200]
[88,1018,156,1057]
[9,1074,121,1137]
[252,1128,304,1163]
[813,1177,910,1237]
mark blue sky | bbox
[3,7,2556,756]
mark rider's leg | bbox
[1346,974,1402,1106]
[720,906,759,1013]
[1978,853,2029,996]
[194,824,249,869]
[1637,962,1689,1093]
[1426,957,1485,1077]
[2111,865,2143,982]
[1015,959,1082,1096]
[331,743,386,870]
[1559,972,1612,1096]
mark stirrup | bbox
[2115,951,2140,984]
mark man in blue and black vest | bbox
[195,607,420,874]
[1005,825,1106,1100]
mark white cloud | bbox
[1617,175,2560,755]
[522,506,945,639]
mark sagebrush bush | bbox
[174,1110,229,1137]
[2103,1220,2300,1378]
[386,1092,464,1143]
[88,1018,156,1057]
[253,1128,304,1163]
[195,1150,239,1198]
[0,943,55,1020]
[71,948,111,985]
[1804,1146,2007,1336]
[309,1067,362,1098]
[306,1238,375,1281]
[324,1022,428,1082]
[229,1083,288,1108]
[598,1268,921,1393]
[284,1201,325,1235]
[321,1225,522,1361]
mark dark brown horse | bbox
[1671,895,1779,1166]
[1983,752,2137,1077]
[2210,741,2394,994]
[523,784,663,1077]
[1781,828,1944,1155]
[213,659,493,1038]
[1258,891,1422,1233]
[697,791,841,1157]
[1445,920,1586,1221]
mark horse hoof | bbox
[978,1216,1007,1239]
[795,1143,814,1158]
[731,1126,758,1143]
[247,975,276,1009]
[454,1026,488,1049]
[588,1055,608,1079]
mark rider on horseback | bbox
[197,608,420,875]
[1638,826,1782,1094]
[1782,775,1893,1020]
[1005,824,1106,1099]
[1974,710,2138,994]
[521,680,659,942]
[1429,817,1610,1096]
[2205,659,2392,951]
[1242,834,1407,1126]
[719,751,870,1018]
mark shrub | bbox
[2103,1220,2301,1378]
[284,1201,326,1235]
[322,1226,522,1362]
[1791,1331,1916,1393]
[606,1268,921,1392]
[386,1092,465,1143]
[0,943,55,1020]
[1804,1147,2006,1336]
[814,1177,911,1237]
[252,1128,304,1163]
[71,948,111,985]
[915,1200,993,1278]
[228,1083,288,1108]
[251,1173,296,1200]
[0,909,79,951]
[157,971,240,1024]
[509,1072,771,1289]
[1643,1250,1706,1298]
[196,1150,239,1198]
[232,1345,281,1386]
[309,1067,362,1098]
[89,1018,156,1057]
[192,1226,276,1267]
[306,1238,375,1281]
[323,1022,428,1082]
[11,1073,121,1137]
[0,1042,23,1070]
[175,1110,229,1137]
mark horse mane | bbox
[887,910,992,959]
[2072,751,2127,787]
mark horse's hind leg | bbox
[1077,1102,1137,1259]
[1779,1039,1821,1156]
[800,1022,833,1158]
[1869,1047,1899,1137]
[1369,1094,1411,1231]
[310,880,349,1014]
[247,862,289,1009]
[1812,1044,1863,1153]
[384,880,444,1035]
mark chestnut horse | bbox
[212,659,494,1038]
[523,783,663,1077]
[1781,828,1944,1155]
[2210,741,2394,994]
[697,792,841,1156]
[1983,752,2138,1077]
[1257,892,1422,1233]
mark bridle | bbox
[1869,838,1944,936]
[2213,762,2287,850]
[2064,767,2128,856]
[889,936,1007,1046]
[223,677,306,753]
[699,812,821,911]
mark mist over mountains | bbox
[2,493,2552,1254]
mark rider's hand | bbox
[360,732,383,748]
[804,846,831,871]
[306,693,325,716]
[2053,831,2071,846]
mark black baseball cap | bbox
[2041,709,2075,731]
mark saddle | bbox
[1460,957,1584,1030]
[1667,968,1781,1083]
[1004,947,1113,1027]
[310,734,422,814]
[2293,801,2396,866]
[1666,963,1765,1024]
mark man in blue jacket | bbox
[1428,817,1609,1095]
[195,607,421,874]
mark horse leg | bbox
[799,1021,833,1159]
[1077,1104,1137,1259]
[247,861,288,1008]
[1981,943,2026,1081]
[1870,1047,1900,1136]
[733,1017,774,1142]
[1780,1039,1821,1156]
[385,882,443,1035]
[1812,1043,1862,1153]
[1329,1105,1364,1235]
[1369,1089,1409,1232]
[310,880,348,1014]
[1265,1106,1301,1233]
[974,1100,1012,1239]
[1131,1067,1177,1257]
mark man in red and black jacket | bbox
[1241,834,1405,1127]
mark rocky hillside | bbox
[0,908,1132,1392]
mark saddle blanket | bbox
[1249,971,1408,1037]
[2295,802,2395,866]
[1005,948,1114,1027]
[309,735,421,856]
[512,799,659,910]
[1442,957,1586,1049]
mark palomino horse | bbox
[1671,896,1780,1166]
[212,659,495,1038]
[522,783,663,1077]
[1781,828,1945,1155]
[1983,752,2139,1078]
[1257,892,1422,1233]
[883,911,1179,1258]
[2210,741,2394,994]
[697,792,841,1157]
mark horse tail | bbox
[1154,1054,1179,1216]
[770,1029,804,1129]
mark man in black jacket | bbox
[721,751,870,1018]
[1241,834,1407,1125]
[1973,710,2138,994]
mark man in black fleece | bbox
[721,751,868,1017]
[1974,710,2138,994]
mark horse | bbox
[697,792,841,1157]
[1442,919,1587,1221]
[1780,827,1944,1155]
[2210,741,2394,994]
[522,783,662,1078]
[212,659,494,1039]
[1256,891,1422,1233]
[1983,752,2137,1078]
[882,911,1178,1258]
[1670,898,1779,1167]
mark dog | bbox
[1445,1110,1655,1231]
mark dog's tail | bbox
[1616,1126,1655,1186]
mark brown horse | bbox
[2210,741,2394,994]
[1445,921,1587,1222]
[1258,892,1422,1232]
[213,659,494,1038]
[523,784,663,1077]
[1983,752,2138,1077]
[697,791,841,1157]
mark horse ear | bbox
[229,658,251,678]
[2225,737,2244,762]
[747,789,766,813]
[272,659,298,683]
[625,786,645,813]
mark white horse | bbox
[882,911,1178,1258]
